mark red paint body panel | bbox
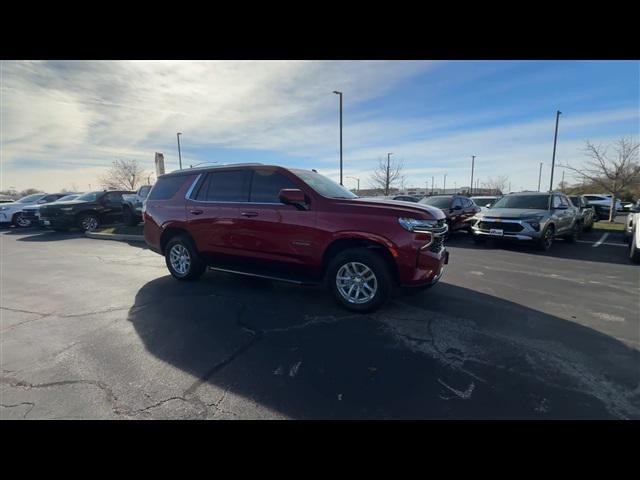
[144,166,448,286]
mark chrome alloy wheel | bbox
[336,261,378,304]
[81,216,98,232]
[169,244,191,276]
[16,214,31,227]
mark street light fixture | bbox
[176,132,183,170]
[333,91,343,185]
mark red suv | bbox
[144,164,449,312]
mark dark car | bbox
[143,164,449,313]
[568,195,595,232]
[392,195,421,202]
[418,195,480,233]
[21,193,81,227]
[39,190,134,232]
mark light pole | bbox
[176,132,183,170]
[470,155,476,195]
[443,174,447,193]
[386,153,393,195]
[454,182,457,194]
[549,110,562,192]
[431,176,434,195]
[333,91,343,185]
[538,162,543,192]
[347,176,360,193]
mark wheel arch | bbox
[159,226,195,255]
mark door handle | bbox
[189,209,204,215]
[241,211,259,217]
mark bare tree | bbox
[562,137,639,222]
[370,156,404,196]
[481,175,509,195]
[99,159,148,191]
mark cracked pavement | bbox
[1,227,639,419]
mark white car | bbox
[626,211,640,264]
[583,194,623,220]
[0,193,62,227]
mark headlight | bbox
[522,215,545,223]
[398,217,439,232]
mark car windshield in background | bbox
[76,191,101,202]
[56,195,80,202]
[492,195,550,210]
[472,197,497,206]
[291,170,357,199]
[419,196,452,208]
[16,194,44,203]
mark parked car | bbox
[0,192,66,228]
[39,190,134,232]
[392,195,421,202]
[122,185,152,226]
[21,193,82,227]
[583,194,623,220]
[470,195,501,211]
[143,164,449,313]
[418,195,480,234]
[470,191,580,251]
[626,211,640,264]
[568,195,595,232]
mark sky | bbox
[1,60,638,193]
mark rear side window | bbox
[148,176,189,201]
[250,170,297,203]
[196,170,250,202]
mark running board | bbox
[207,266,319,286]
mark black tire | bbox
[325,247,393,313]
[630,230,640,264]
[78,213,100,232]
[12,212,31,228]
[123,206,138,226]
[537,224,555,251]
[165,234,206,281]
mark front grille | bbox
[429,235,445,253]
[477,221,523,233]
[39,208,59,218]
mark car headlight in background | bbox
[522,215,545,231]
[398,217,440,232]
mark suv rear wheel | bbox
[326,248,393,313]
[78,213,99,232]
[537,224,555,251]
[13,213,31,228]
[165,234,206,281]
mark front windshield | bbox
[419,196,452,208]
[492,195,550,210]
[472,197,497,206]
[76,191,101,202]
[17,193,45,203]
[291,170,357,199]
[56,195,80,202]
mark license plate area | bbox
[489,228,503,236]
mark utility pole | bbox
[443,174,447,193]
[538,162,543,192]
[549,110,562,192]
[561,169,565,192]
[386,153,393,196]
[509,181,511,193]
[347,176,360,193]
[431,176,434,195]
[454,182,457,193]
[176,132,183,170]
[333,91,343,185]
[470,155,476,196]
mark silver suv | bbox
[470,191,580,251]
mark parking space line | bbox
[576,239,627,247]
[593,233,608,247]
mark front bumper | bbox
[39,216,75,229]
[471,217,543,241]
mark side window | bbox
[105,192,123,203]
[250,170,297,203]
[43,195,59,202]
[452,197,464,208]
[139,186,151,198]
[463,198,473,208]
[552,195,562,208]
[560,195,571,207]
[149,176,188,201]
[201,170,250,202]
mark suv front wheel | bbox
[165,234,206,281]
[326,248,393,313]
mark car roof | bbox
[160,163,270,178]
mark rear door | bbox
[232,167,317,266]
[102,192,127,222]
[185,169,250,258]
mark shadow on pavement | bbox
[127,272,640,419]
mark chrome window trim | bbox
[184,174,203,200]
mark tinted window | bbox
[76,191,100,202]
[139,186,151,197]
[198,170,250,202]
[250,170,297,203]
[452,197,464,208]
[148,176,188,201]
[16,194,45,203]
[492,195,550,210]
[552,195,562,208]
[104,192,124,203]
[419,196,452,208]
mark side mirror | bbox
[485,203,491,208]
[279,188,308,210]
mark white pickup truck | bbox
[121,185,152,226]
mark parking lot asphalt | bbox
[1,226,639,419]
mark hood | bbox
[22,204,42,211]
[0,201,33,212]
[479,208,549,219]
[344,197,446,219]
[40,199,86,208]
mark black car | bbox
[568,195,595,232]
[21,193,81,227]
[39,190,134,232]
[392,195,421,202]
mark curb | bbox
[85,232,146,243]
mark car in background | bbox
[0,192,68,228]
[626,210,640,264]
[392,195,422,202]
[418,195,480,234]
[39,190,134,232]
[583,194,623,220]
[470,191,580,251]
[470,195,500,211]
[21,193,82,227]
[568,195,595,232]
[122,185,152,226]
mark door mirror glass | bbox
[279,188,307,206]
